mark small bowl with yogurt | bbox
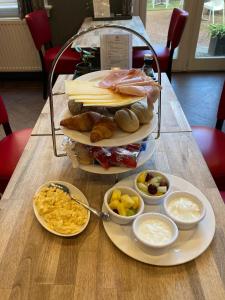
[132,213,179,249]
[164,191,206,230]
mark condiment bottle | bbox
[142,53,156,81]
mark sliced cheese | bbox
[65,80,112,95]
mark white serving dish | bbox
[163,191,206,230]
[60,70,157,147]
[33,180,90,237]
[67,137,157,175]
[104,186,144,225]
[134,170,171,205]
[102,174,215,266]
[133,212,178,248]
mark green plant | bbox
[209,24,225,39]
[75,46,97,65]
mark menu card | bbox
[93,0,110,18]
[100,33,132,70]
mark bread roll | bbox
[114,109,139,133]
[130,102,153,124]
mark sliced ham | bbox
[98,69,161,104]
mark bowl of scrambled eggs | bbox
[33,181,90,237]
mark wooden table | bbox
[1,132,225,299]
[1,71,225,299]
[71,16,150,49]
[32,73,191,136]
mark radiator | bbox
[0,19,41,72]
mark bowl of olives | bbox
[134,170,171,205]
[104,186,145,225]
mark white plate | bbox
[102,174,215,266]
[61,111,157,147]
[33,181,90,237]
[79,138,157,174]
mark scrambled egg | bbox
[34,186,88,234]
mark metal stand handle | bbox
[48,24,162,157]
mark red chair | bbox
[133,8,189,81]
[25,10,81,99]
[0,96,32,194]
[192,81,225,192]
[220,191,225,203]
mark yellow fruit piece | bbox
[121,194,135,208]
[109,199,120,210]
[117,203,127,216]
[137,172,146,184]
[111,189,122,201]
[131,196,140,209]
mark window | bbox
[0,0,19,18]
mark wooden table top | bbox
[1,133,225,299]
[32,73,191,136]
[71,16,150,49]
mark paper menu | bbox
[100,34,132,70]
[93,0,110,18]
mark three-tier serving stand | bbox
[47,25,162,174]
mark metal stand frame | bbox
[48,25,162,157]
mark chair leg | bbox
[42,71,48,100]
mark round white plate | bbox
[33,181,90,237]
[79,138,157,174]
[102,174,216,266]
[61,111,157,147]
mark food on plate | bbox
[68,100,83,115]
[98,69,161,105]
[108,188,140,216]
[130,102,153,124]
[166,194,202,222]
[71,142,144,169]
[60,111,117,142]
[114,108,139,132]
[34,186,88,234]
[65,79,141,107]
[74,143,93,165]
[137,171,169,196]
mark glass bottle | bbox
[142,53,156,81]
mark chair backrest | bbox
[216,81,225,130]
[25,10,52,51]
[167,8,189,50]
[0,96,12,135]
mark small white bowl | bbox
[132,213,178,249]
[104,186,144,225]
[164,191,206,230]
[134,170,171,205]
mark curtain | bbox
[18,0,45,19]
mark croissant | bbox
[60,111,117,142]
[90,120,117,142]
[60,111,102,131]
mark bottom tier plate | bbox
[78,138,157,174]
[102,174,215,266]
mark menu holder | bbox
[100,33,132,70]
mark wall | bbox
[48,0,87,45]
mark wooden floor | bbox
[0,72,224,137]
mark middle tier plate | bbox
[61,110,157,147]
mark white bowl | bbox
[104,186,144,225]
[134,170,171,205]
[132,213,178,249]
[33,180,90,237]
[164,191,206,230]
